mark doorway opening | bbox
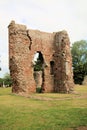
[33,51,45,93]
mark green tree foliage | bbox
[71,40,87,84]
[0,57,1,71]
[33,52,44,71]
[3,73,12,87]
[34,59,43,71]
[0,78,3,87]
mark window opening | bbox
[33,51,45,93]
[50,61,55,75]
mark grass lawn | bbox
[0,85,87,130]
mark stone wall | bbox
[82,76,87,85]
[8,21,74,95]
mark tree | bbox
[0,78,3,87]
[3,73,12,87]
[71,40,87,84]
[33,52,44,71]
[0,56,1,71]
[34,59,43,71]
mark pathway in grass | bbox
[13,85,87,101]
[27,93,87,101]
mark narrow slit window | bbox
[50,61,54,75]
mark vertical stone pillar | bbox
[8,21,36,95]
[54,31,74,93]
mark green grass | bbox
[0,85,87,130]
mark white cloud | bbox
[0,0,87,77]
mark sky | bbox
[0,0,87,77]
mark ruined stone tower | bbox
[8,21,74,95]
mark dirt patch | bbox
[27,93,87,101]
[14,90,87,101]
[75,126,87,130]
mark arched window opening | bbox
[33,51,45,93]
[33,51,44,71]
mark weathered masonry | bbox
[8,21,74,95]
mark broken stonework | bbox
[82,76,87,85]
[8,20,74,95]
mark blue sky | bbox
[0,0,87,77]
